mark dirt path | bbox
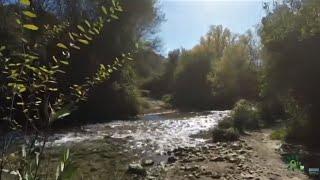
[161,129,309,180]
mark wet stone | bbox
[210,156,224,162]
[211,172,221,179]
[142,159,154,166]
[167,156,177,164]
[128,163,146,175]
[185,165,199,171]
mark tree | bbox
[0,0,133,178]
[208,32,259,107]
[172,26,254,110]
[260,0,320,146]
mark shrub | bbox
[161,94,173,104]
[217,116,233,129]
[231,99,260,132]
[211,128,239,142]
[270,128,287,140]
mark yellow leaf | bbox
[23,24,39,31]
[22,11,37,18]
[77,39,89,45]
[20,0,30,6]
[56,43,68,49]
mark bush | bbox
[270,128,287,140]
[211,128,239,142]
[161,94,173,104]
[231,99,260,132]
[217,116,233,129]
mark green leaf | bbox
[101,6,108,15]
[77,39,89,45]
[93,28,100,34]
[51,104,76,123]
[20,0,30,6]
[116,6,123,12]
[16,19,21,25]
[52,56,58,63]
[0,46,5,51]
[84,34,92,41]
[70,43,81,50]
[77,25,85,32]
[111,14,119,20]
[85,20,91,28]
[57,43,68,50]
[69,33,75,41]
[21,38,28,43]
[48,88,58,91]
[23,24,39,31]
[60,61,69,65]
[22,11,37,18]
[88,30,96,35]
[39,67,51,74]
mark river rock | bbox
[167,156,177,164]
[227,157,238,163]
[185,165,199,171]
[142,159,154,166]
[210,156,224,162]
[231,142,242,150]
[211,172,221,179]
[128,163,146,175]
[241,173,255,179]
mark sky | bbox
[158,0,268,54]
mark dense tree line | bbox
[259,0,320,146]
[144,0,320,147]
[0,0,165,131]
[2,0,319,148]
[145,25,260,110]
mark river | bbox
[2,110,230,179]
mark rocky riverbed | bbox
[2,111,316,180]
[133,129,310,180]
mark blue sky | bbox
[158,0,268,54]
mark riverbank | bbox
[2,111,317,180]
[157,129,309,180]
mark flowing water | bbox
[49,110,230,153]
[2,110,230,179]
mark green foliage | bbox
[55,149,76,180]
[173,48,214,109]
[142,49,178,99]
[257,96,285,125]
[0,0,135,179]
[270,128,287,141]
[169,26,260,110]
[80,64,142,120]
[161,94,173,104]
[230,99,260,132]
[260,0,320,146]
[0,0,128,130]
[211,128,239,142]
[208,32,260,107]
[217,116,233,129]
